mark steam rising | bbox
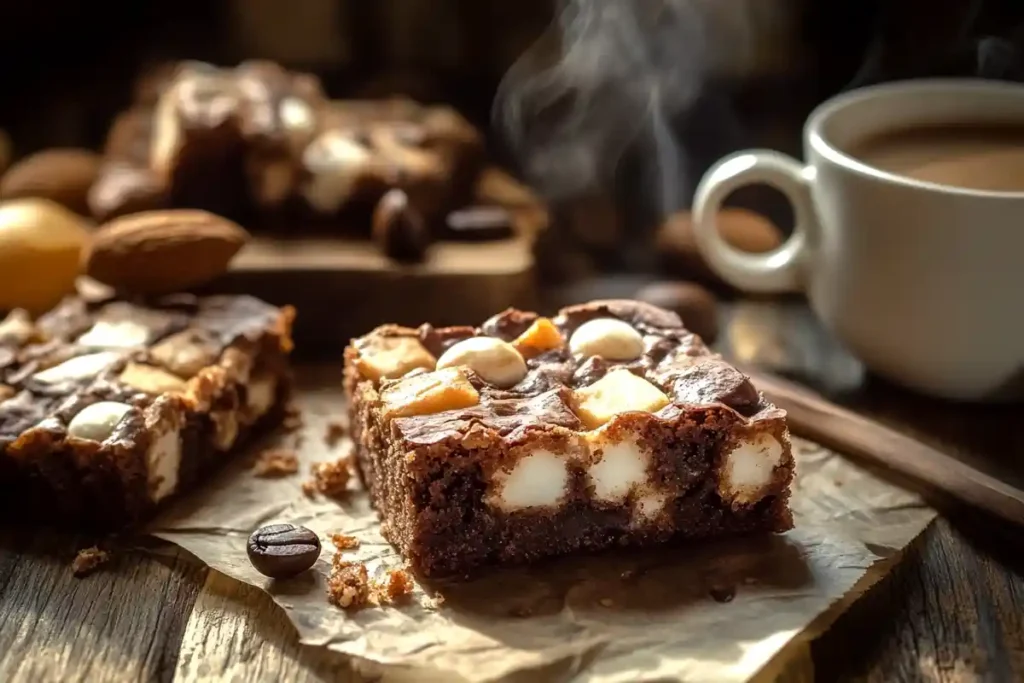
[494,0,751,214]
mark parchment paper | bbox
[152,381,936,683]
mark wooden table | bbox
[1,293,1022,683]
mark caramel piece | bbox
[512,317,564,359]
[357,336,436,382]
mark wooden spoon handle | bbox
[746,369,1024,526]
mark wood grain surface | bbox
[0,293,1022,682]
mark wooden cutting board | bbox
[212,168,547,356]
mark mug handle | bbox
[692,150,815,293]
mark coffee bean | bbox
[636,281,719,343]
[445,206,513,241]
[247,523,321,578]
[372,189,430,263]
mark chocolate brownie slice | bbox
[0,293,294,527]
[343,299,794,578]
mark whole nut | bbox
[0,148,103,215]
[568,318,645,361]
[655,209,782,286]
[67,401,134,442]
[247,524,321,579]
[436,336,527,388]
[372,189,430,263]
[0,198,92,314]
[636,281,719,343]
[85,209,249,295]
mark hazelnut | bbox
[436,337,527,388]
[372,189,430,263]
[568,318,644,361]
[636,281,719,343]
[0,198,91,314]
[67,401,134,442]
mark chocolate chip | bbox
[372,189,430,263]
[445,206,514,241]
[636,281,719,343]
[671,359,760,412]
[247,524,321,579]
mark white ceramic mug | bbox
[693,79,1024,401]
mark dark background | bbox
[1,0,1022,268]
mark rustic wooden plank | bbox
[813,514,1024,682]
[0,533,205,683]
[175,570,361,683]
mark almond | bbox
[85,209,249,295]
[0,148,103,216]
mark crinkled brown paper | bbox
[152,381,935,683]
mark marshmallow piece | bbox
[436,337,527,388]
[77,320,151,349]
[571,369,670,430]
[356,336,436,382]
[301,131,372,213]
[586,431,649,502]
[147,422,182,502]
[569,318,644,361]
[381,367,480,419]
[247,374,278,419]
[634,493,668,522]
[718,432,785,505]
[512,317,564,358]
[67,401,134,442]
[489,449,570,510]
[34,351,123,384]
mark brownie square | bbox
[0,293,294,527]
[344,299,794,578]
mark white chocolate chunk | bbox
[569,318,644,361]
[301,131,372,213]
[489,449,570,510]
[147,423,182,502]
[247,375,278,419]
[34,351,123,384]
[587,433,649,502]
[67,401,133,442]
[279,96,315,136]
[77,320,151,349]
[719,432,785,505]
[436,337,527,388]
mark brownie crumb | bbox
[252,449,299,477]
[306,454,354,497]
[72,546,110,577]
[301,480,317,498]
[330,533,360,550]
[327,558,370,609]
[373,568,414,604]
[324,420,347,447]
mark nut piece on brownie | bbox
[344,299,794,578]
[570,368,671,430]
[355,334,436,382]
[380,366,480,418]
